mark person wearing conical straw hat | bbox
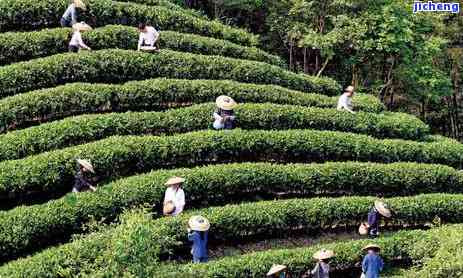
[187,215,210,263]
[69,22,92,53]
[366,200,392,238]
[310,249,334,278]
[72,159,96,193]
[337,85,356,114]
[61,0,87,27]
[163,176,186,216]
[267,264,287,277]
[361,244,384,278]
[213,95,237,130]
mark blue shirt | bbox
[368,207,379,229]
[362,253,384,278]
[188,231,208,259]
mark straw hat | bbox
[266,264,287,276]
[77,159,94,173]
[72,22,92,32]
[163,201,175,215]
[363,244,381,251]
[165,177,185,186]
[216,95,237,111]
[345,85,355,93]
[74,0,87,10]
[313,249,335,260]
[374,200,392,218]
[188,215,210,231]
[358,222,369,235]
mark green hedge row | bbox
[0,0,258,46]
[0,25,283,66]
[0,161,459,262]
[151,225,463,278]
[0,49,340,98]
[0,79,382,132]
[403,227,463,278]
[0,103,428,161]
[1,195,463,276]
[1,129,462,198]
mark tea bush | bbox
[0,103,428,161]
[0,25,283,66]
[0,49,340,97]
[0,129,462,198]
[0,0,257,46]
[0,161,459,262]
[0,79,381,132]
[1,197,462,276]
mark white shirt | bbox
[337,93,354,112]
[138,26,160,50]
[163,187,185,216]
[69,31,84,47]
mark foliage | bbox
[2,197,463,277]
[0,0,257,46]
[0,103,428,161]
[0,25,283,67]
[0,128,462,201]
[0,49,340,98]
[151,224,463,278]
[0,161,460,262]
[0,78,381,132]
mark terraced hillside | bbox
[0,1,461,277]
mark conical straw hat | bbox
[313,249,335,260]
[266,264,287,276]
[165,176,185,186]
[345,85,354,93]
[77,159,94,173]
[363,243,381,251]
[74,0,87,10]
[188,215,210,231]
[374,200,392,218]
[72,22,92,32]
[216,95,237,110]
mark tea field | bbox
[0,0,461,277]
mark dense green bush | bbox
[0,25,283,66]
[1,196,462,276]
[151,225,463,278]
[0,49,340,98]
[0,79,381,132]
[0,161,459,262]
[0,0,258,46]
[0,129,462,198]
[0,103,428,161]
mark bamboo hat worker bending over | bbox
[72,159,97,193]
[187,215,210,263]
[69,22,92,52]
[61,0,86,27]
[137,23,160,52]
[163,176,186,216]
[213,96,237,130]
[337,86,356,114]
[365,200,392,238]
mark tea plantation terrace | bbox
[0,0,461,277]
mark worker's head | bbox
[138,23,148,33]
[345,85,355,97]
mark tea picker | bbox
[213,95,237,130]
[72,159,97,193]
[163,176,186,216]
[187,215,210,263]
